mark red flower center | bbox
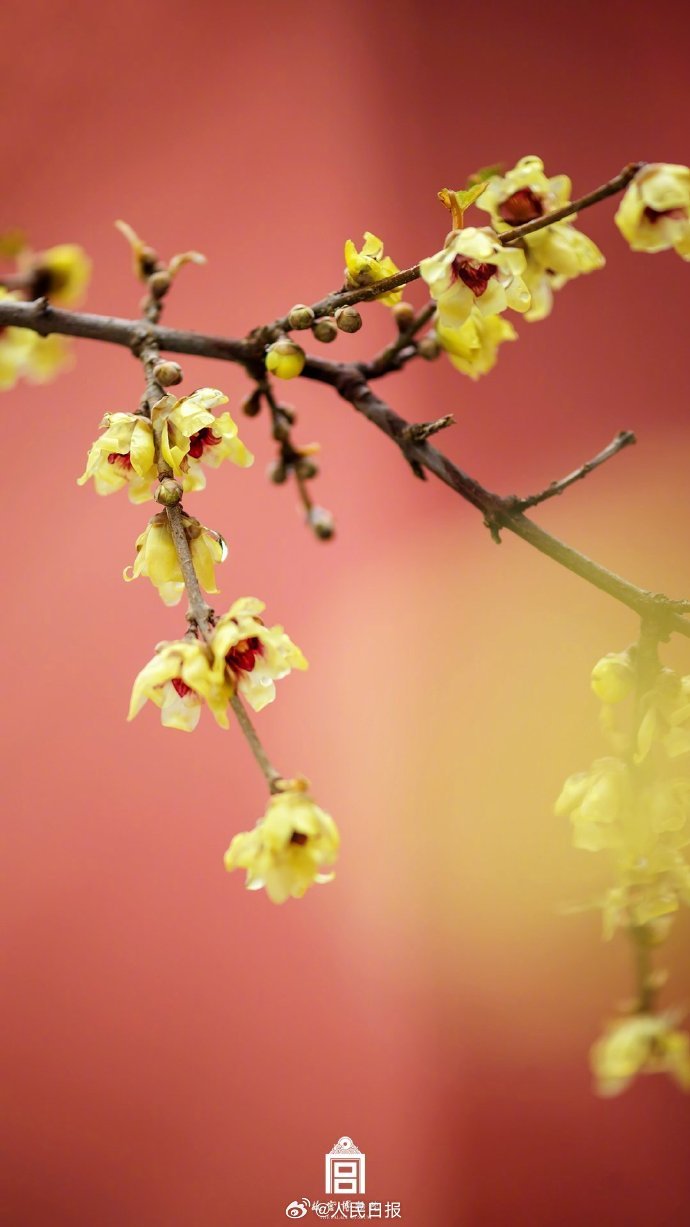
[643,205,687,224]
[107,452,133,471]
[498,188,544,226]
[290,831,308,846]
[188,428,222,459]
[452,257,496,297]
[226,636,262,675]
[171,677,195,698]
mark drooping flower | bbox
[555,757,632,852]
[635,669,690,763]
[591,1013,690,1096]
[591,649,635,705]
[615,163,690,258]
[436,310,516,379]
[128,638,233,731]
[210,597,307,711]
[20,243,91,305]
[419,227,530,329]
[343,232,402,306]
[476,156,605,321]
[224,777,340,903]
[124,511,226,606]
[155,387,254,480]
[78,412,157,502]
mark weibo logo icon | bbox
[285,1198,311,1218]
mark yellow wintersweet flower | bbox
[22,333,74,383]
[591,649,635,705]
[343,232,402,306]
[0,290,35,389]
[591,1013,690,1096]
[155,387,254,478]
[420,227,529,329]
[128,638,233,732]
[615,163,690,258]
[21,243,91,305]
[476,156,605,321]
[555,757,632,852]
[635,669,690,763]
[78,412,157,502]
[436,310,516,379]
[210,597,307,712]
[124,511,226,606]
[224,777,340,904]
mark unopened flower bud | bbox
[241,387,263,417]
[591,650,635,704]
[288,304,315,330]
[149,270,172,298]
[335,306,362,333]
[267,459,288,484]
[308,505,335,540]
[392,301,416,330]
[153,360,184,387]
[417,335,441,360]
[296,456,319,480]
[155,478,183,506]
[312,316,338,343]
[265,338,306,380]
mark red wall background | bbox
[2,2,690,1224]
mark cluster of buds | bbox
[0,237,91,387]
[555,646,690,1094]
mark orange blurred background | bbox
[2,2,690,1224]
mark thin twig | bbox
[509,431,637,512]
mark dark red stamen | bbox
[290,831,308,846]
[107,452,133,470]
[498,188,544,226]
[643,205,687,224]
[452,257,496,297]
[171,677,194,698]
[226,636,262,675]
[188,427,222,459]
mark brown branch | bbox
[509,431,637,512]
[499,162,644,246]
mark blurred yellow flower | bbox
[23,243,91,305]
[78,412,156,502]
[436,310,516,379]
[0,288,73,388]
[635,669,690,763]
[555,757,632,852]
[128,639,233,732]
[591,649,635,705]
[124,511,226,606]
[210,597,307,712]
[591,1013,690,1096]
[265,339,305,380]
[343,232,402,306]
[224,778,340,903]
[615,163,690,258]
[420,227,529,329]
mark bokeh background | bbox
[2,1,690,1223]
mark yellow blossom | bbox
[0,290,35,389]
[210,597,307,711]
[635,669,690,763]
[476,156,605,321]
[128,638,233,731]
[124,511,226,606]
[343,232,402,306]
[591,649,635,705]
[555,757,632,852]
[615,163,690,258]
[264,339,305,380]
[224,778,340,903]
[436,310,516,379]
[419,227,529,329]
[22,243,91,305]
[155,387,254,480]
[591,1013,690,1096]
[78,412,157,502]
[22,333,74,383]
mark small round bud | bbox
[148,270,172,298]
[312,316,338,343]
[417,335,441,361]
[335,306,362,333]
[155,478,183,506]
[296,457,319,480]
[267,459,288,484]
[308,505,335,540]
[288,304,315,330]
[153,360,184,387]
[265,338,306,380]
[392,301,416,330]
[591,651,635,704]
[241,388,263,417]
